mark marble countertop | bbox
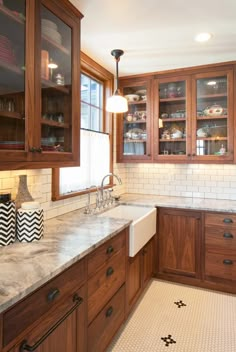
[1,193,236,314]
[120,194,236,213]
[0,209,131,314]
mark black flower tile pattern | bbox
[161,335,177,347]
[174,300,187,308]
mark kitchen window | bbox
[52,53,113,200]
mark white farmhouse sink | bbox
[98,205,156,257]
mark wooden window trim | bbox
[52,52,114,201]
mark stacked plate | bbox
[41,18,62,45]
[0,35,16,65]
[0,141,24,150]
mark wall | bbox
[125,163,236,200]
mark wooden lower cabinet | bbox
[157,208,202,283]
[127,236,155,312]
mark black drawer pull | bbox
[106,245,114,254]
[223,218,233,224]
[223,233,234,239]
[106,266,114,277]
[47,288,60,302]
[223,259,233,265]
[20,294,83,351]
[106,306,113,318]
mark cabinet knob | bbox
[106,306,113,317]
[106,245,114,254]
[223,233,233,239]
[47,288,60,302]
[187,154,191,157]
[106,266,114,277]
[29,147,37,153]
[142,248,147,255]
[223,218,233,224]
[223,259,233,265]
[192,153,196,157]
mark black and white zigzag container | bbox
[0,194,16,247]
[17,205,44,243]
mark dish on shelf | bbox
[124,94,140,102]
[197,127,209,137]
[203,104,227,117]
[0,141,24,150]
[170,110,186,118]
[41,19,58,30]
[135,89,146,95]
[125,128,144,140]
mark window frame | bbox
[51,52,114,201]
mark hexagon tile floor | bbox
[108,280,236,352]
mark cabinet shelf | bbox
[160,97,185,102]
[161,118,186,122]
[128,100,146,105]
[159,138,186,142]
[197,93,227,99]
[42,35,70,55]
[41,79,70,94]
[0,4,25,26]
[41,119,70,128]
[124,120,146,124]
[124,139,146,143]
[197,115,228,120]
[196,137,227,141]
[0,111,23,120]
[0,59,22,75]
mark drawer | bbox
[88,247,125,324]
[205,252,236,281]
[88,285,125,352]
[205,212,236,229]
[3,258,86,347]
[88,229,126,277]
[205,228,236,254]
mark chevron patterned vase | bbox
[17,208,44,242]
[0,201,16,247]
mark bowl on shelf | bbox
[124,94,140,102]
[203,104,226,117]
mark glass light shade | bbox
[106,94,128,113]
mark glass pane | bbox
[40,5,72,152]
[195,75,228,156]
[123,85,147,156]
[81,74,90,103]
[0,0,26,150]
[91,79,101,106]
[91,107,101,131]
[81,102,90,129]
[159,80,186,156]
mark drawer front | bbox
[3,258,86,346]
[205,212,236,229]
[88,229,126,277]
[88,248,125,324]
[205,228,236,254]
[205,252,236,281]
[88,285,125,352]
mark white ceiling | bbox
[70,0,236,77]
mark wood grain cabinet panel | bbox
[3,258,86,347]
[88,285,125,352]
[158,208,201,279]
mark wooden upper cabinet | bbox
[153,75,191,162]
[0,0,83,170]
[117,78,152,162]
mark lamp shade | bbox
[106,93,128,113]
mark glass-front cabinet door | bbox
[191,70,233,161]
[0,0,27,161]
[154,76,191,161]
[117,80,151,161]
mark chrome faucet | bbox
[84,185,97,214]
[99,173,122,207]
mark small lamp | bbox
[106,49,128,113]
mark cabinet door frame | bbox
[191,68,234,162]
[153,75,192,162]
[117,78,152,162]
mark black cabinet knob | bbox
[192,153,196,157]
[223,233,233,239]
[106,266,114,277]
[106,245,114,254]
[106,306,113,317]
[47,288,60,302]
[223,218,233,224]
[223,259,233,265]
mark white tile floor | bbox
[108,280,236,352]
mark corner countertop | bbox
[1,193,236,314]
[120,193,236,213]
[0,208,131,314]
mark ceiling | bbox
[70,0,236,77]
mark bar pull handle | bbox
[223,233,233,239]
[223,218,233,223]
[105,306,113,318]
[47,288,60,302]
[223,259,233,265]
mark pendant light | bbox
[106,49,128,113]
